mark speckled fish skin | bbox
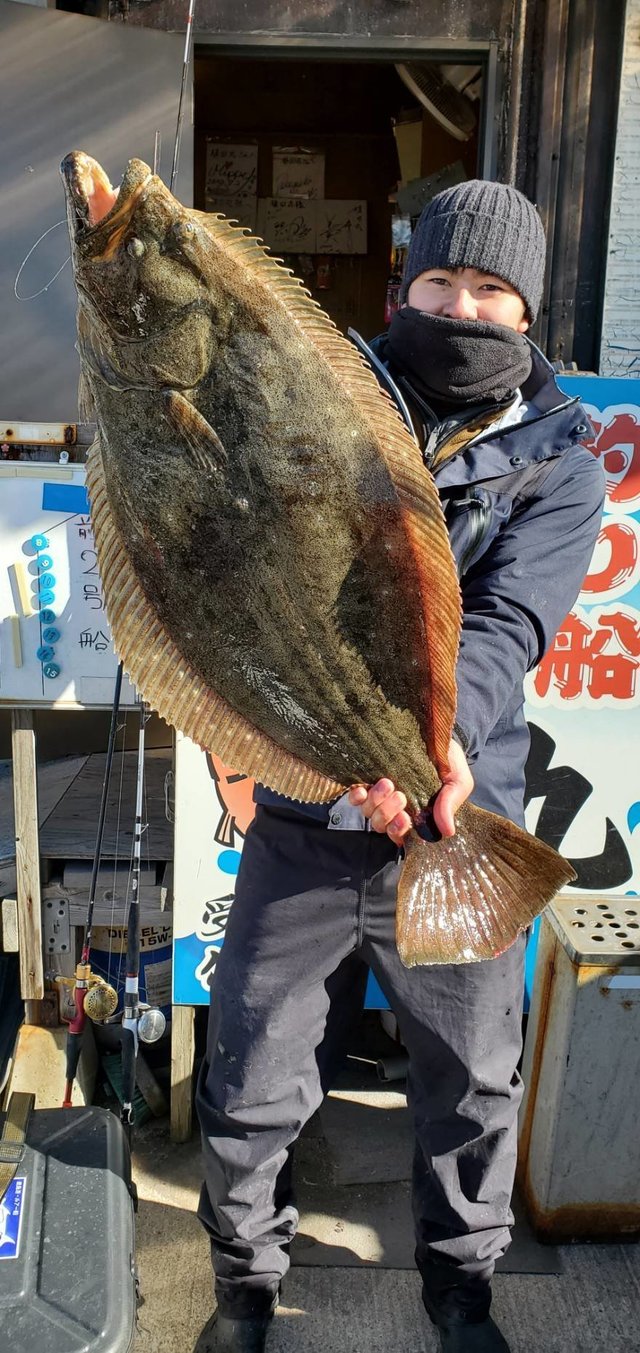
[61,151,576,966]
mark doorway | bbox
[193,53,490,340]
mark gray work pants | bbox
[196,805,525,1323]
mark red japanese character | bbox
[535,608,640,702]
[587,411,640,507]
[581,519,639,596]
[589,610,640,699]
[535,613,593,700]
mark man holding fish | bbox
[194,182,604,1352]
[60,157,604,1352]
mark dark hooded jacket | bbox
[255,333,606,829]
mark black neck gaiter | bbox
[386,307,532,406]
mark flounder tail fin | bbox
[396,803,576,967]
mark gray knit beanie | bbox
[400,180,546,322]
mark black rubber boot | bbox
[193,1311,272,1353]
[437,1314,511,1352]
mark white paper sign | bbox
[316,200,367,255]
[273,149,325,201]
[205,142,258,202]
[259,198,317,254]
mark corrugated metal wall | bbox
[599,0,640,379]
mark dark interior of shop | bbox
[193,55,483,340]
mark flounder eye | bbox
[171,222,195,246]
[127,238,145,258]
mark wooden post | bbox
[1,897,19,951]
[11,709,44,1003]
[170,1003,195,1142]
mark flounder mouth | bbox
[61,152,153,239]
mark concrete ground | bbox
[131,1082,640,1353]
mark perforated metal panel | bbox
[547,893,640,965]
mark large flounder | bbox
[61,151,575,966]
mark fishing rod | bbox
[170,0,196,195]
[119,702,166,1139]
[56,663,123,1106]
[56,691,166,1119]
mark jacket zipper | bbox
[455,494,491,578]
[423,425,440,469]
[398,378,510,470]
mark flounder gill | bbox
[61,151,576,966]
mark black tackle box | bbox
[0,1104,137,1352]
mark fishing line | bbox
[14,219,70,301]
[82,663,124,960]
[143,756,152,879]
[120,701,150,1132]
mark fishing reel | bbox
[54,963,119,1024]
[113,999,167,1043]
[137,1005,167,1044]
[84,979,119,1023]
[54,969,166,1040]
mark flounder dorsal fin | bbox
[193,209,461,775]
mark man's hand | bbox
[348,778,411,847]
[432,739,474,836]
[348,740,474,847]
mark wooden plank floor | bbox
[39,749,173,861]
[0,754,88,864]
[0,750,173,865]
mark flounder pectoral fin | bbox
[163,389,228,475]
